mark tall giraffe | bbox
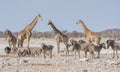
[76,20,101,45]
[48,20,69,54]
[17,14,43,47]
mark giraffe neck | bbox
[80,22,92,35]
[49,23,62,34]
[24,16,39,31]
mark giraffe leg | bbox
[17,40,20,47]
[26,32,31,48]
[18,39,22,47]
[57,42,60,54]
[27,38,30,48]
[20,41,22,47]
[21,40,24,47]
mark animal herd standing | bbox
[17,14,43,48]
[3,14,120,59]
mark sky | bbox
[0,0,120,32]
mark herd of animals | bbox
[3,14,120,59]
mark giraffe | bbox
[76,20,101,45]
[17,14,43,47]
[4,29,17,48]
[48,20,69,54]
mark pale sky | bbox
[0,0,120,32]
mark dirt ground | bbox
[0,38,120,72]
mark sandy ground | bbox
[0,38,120,72]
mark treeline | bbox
[0,29,120,40]
[0,30,85,38]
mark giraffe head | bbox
[76,19,83,24]
[38,14,43,21]
[48,20,52,25]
